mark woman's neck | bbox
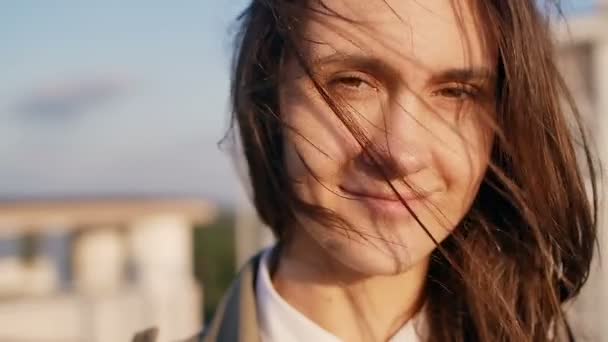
[271,234,429,342]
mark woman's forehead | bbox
[300,0,496,76]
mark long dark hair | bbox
[224,0,599,341]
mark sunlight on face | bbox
[281,0,496,275]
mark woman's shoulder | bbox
[131,327,159,342]
[200,252,263,341]
[131,327,201,342]
[131,252,264,342]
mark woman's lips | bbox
[340,185,433,201]
[339,185,435,217]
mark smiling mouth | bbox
[339,185,433,202]
[340,185,434,217]
[340,186,436,220]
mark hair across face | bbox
[280,0,496,275]
[228,0,598,340]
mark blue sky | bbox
[0,0,597,206]
[0,1,249,205]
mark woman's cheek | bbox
[285,130,353,185]
[437,121,491,216]
[282,102,365,180]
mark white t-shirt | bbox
[255,247,426,342]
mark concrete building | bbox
[555,2,608,340]
[0,198,216,342]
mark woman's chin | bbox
[321,239,423,277]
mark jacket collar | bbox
[202,253,263,342]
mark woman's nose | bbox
[360,138,429,178]
[360,98,433,178]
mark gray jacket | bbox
[132,253,575,342]
[132,254,262,342]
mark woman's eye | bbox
[435,85,478,100]
[336,76,366,89]
[328,73,377,97]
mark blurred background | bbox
[0,1,605,341]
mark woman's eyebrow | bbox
[430,67,496,84]
[310,52,401,77]
[310,52,495,85]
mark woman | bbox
[134,0,598,341]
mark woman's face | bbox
[281,0,496,275]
